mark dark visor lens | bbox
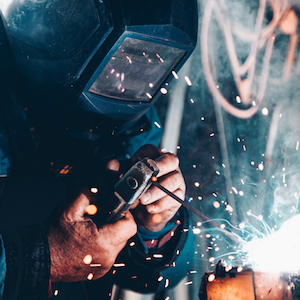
[88,37,186,102]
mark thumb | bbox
[64,192,91,222]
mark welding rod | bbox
[152,181,243,245]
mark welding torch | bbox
[94,157,242,245]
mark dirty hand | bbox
[47,191,137,282]
[131,144,185,232]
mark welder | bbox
[0,0,198,299]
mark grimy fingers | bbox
[105,211,137,245]
[154,152,180,178]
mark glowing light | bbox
[201,117,205,120]
[194,182,200,187]
[239,222,245,229]
[184,76,192,86]
[154,121,161,128]
[146,93,152,99]
[153,254,164,258]
[90,187,98,194]
[90,263,101,267]
[54,290,59,296]
[165,279,169,288]
[193,228,201,234]
[86,204,98,215]
[190,99,194,103]
[83,254,93,264]
[245,214,300,271]
[126,56,132,64]
[208,274,215,282]
[236,96,241,103]
[206,234,211,238]
[172,71,179,79]
[258,163,264,171]
[130,242,135,247]
[237,266,243,273]
[158,276,163,282]
[262,107,269,115]
[213,201,220,209]
[87,273,94,280]
[220,224,225,229]
[160,88,168,94]
[113,263,126,267]
[225,266,232,272]
[149,83,154,88]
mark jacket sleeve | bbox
[112,206,195,294]
[1,225,50,300]
[0,236,5,300]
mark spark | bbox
[194,182,200,187]
[243,145,247,151]
[213,201,220,209]
[208,274,215,282]
[86,204,97,215]
[232,187,238,194]
[193,228,201,234]
[113,263,126,267]
[158,276,163,282]
[216,171,220,175]
[236,96,241,103]
[54,290,59,296]
[201,117,205,120]
[90,187,98,194]
[90,264,101,267]
[165,279,169,288]
[126,56,132,64]
[87,273,94,280]
[153,254,164,258]
[225,266,232,272]
[185,281,193,285]
[184,76,192,86]
[83,255,93,264]
[297,141,299,150]
[237,266,243,272]
[154,121,161,128]
[160,88,168,94]
[258,163,264,171]
[146,93,152,99]
[149,83,154,88]
[262,107,269,115]
[190,99,194,103]
[172,71,179,79]
[210,132,215,137]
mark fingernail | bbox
[141,192,151,203]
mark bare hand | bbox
[131,144,185,232]
[47,191,137,282]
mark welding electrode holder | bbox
[92,158,159,225]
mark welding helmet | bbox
[0,0,198,160]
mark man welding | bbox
[0,0,198,299]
